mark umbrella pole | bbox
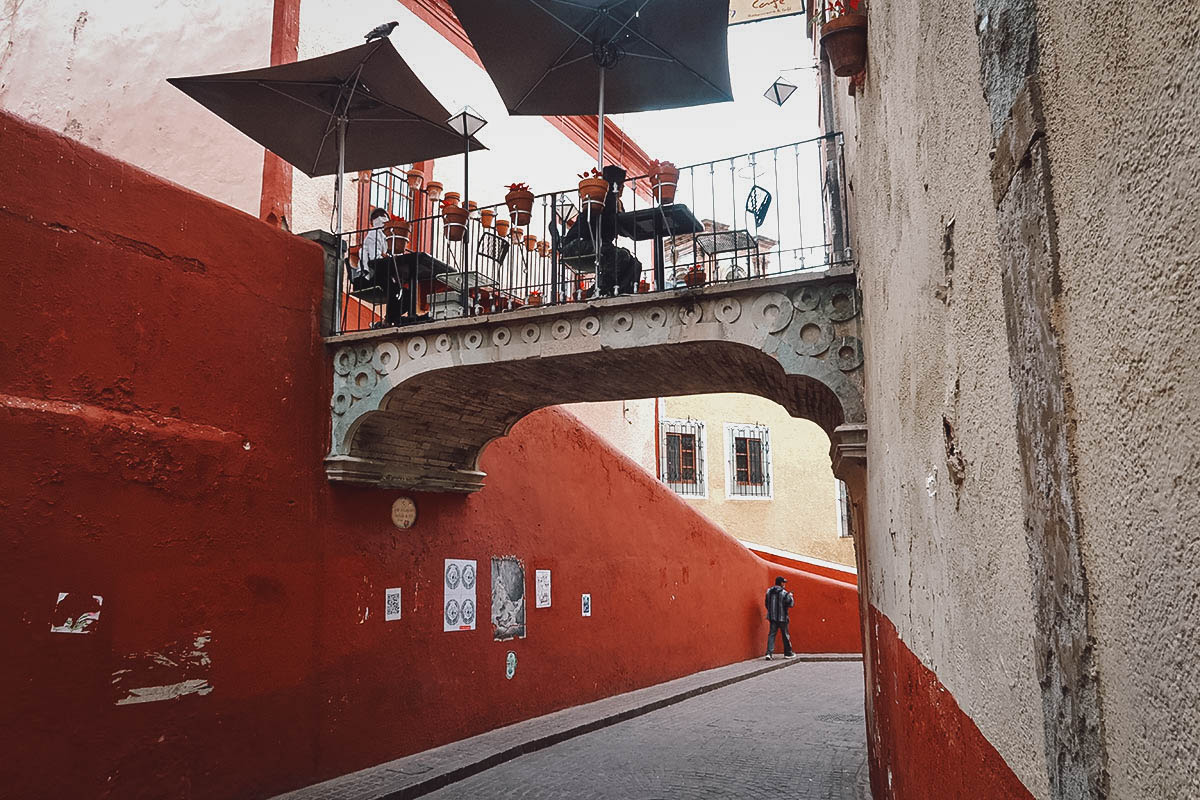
[335,116,347,238]
[597,66,605,170]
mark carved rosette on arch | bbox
[326,272,865,492]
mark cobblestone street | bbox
[424,660,870,800]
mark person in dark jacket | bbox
[765,576,796,660]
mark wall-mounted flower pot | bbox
[821,13,868,77]
[505,186,535,226]
[578,177,607,214]
[443,205,469,242]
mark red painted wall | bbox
[864,606,1036,799]
[0,110,858,800]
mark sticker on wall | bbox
[505,650,517,680]
[112,630,213,706]
[385,588,402,622]
[444,559,477,632]
[50,592,103,634]
[581,593,592,617]
[535,569,552,609]
[391,496,417,529]
[491,556,526,641]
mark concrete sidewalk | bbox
[270,653,861,800]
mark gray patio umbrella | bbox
[447,0,732,169]
[168,39,485,236]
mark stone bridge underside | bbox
[326,270,866,492]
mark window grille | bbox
[725,423,772,499]
[359,166,416,229]
[659,418,706,497]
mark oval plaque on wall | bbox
[391,497,417,529]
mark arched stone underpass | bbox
[326,271,866,493]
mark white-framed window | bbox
[659,418,707,497]
[836,479,854,538]
[724,423,772,500]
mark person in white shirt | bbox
[359,208,390,276]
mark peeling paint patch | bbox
[112,630,213,706]
[115,679,212,706]
[50,592,102,634]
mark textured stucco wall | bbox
[1037,3,1200,796]
[0,110,862,800]
[563,399,658,472]
[663,393,854,566]
[0,0,270,214]
[829,0,1049,794]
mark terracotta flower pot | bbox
[406,167,425,191]
[578,177,608,214]
[538,241,552,258]
[443,205,469,242]
[685,266,706,287]
[527,291,543,306]
[426,181,444,202]
[480,208,496,228]
[638,279,650,293]
[444,191,462,208]
[650,166,679,205]
[821,13,868,77]
[505,187,535,226]
[384,218,411,254]
[511,227,524,243]
[495,219,510,237]
[467,200,478,212]
[524,234,538,253]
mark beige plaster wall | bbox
[0,0,270,215]
[563,399,658,473]
[829,1,1049,794]
[1037,3,1200,795]
[662,393,854,566]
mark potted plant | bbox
[578,168,607,214]
[480,208,496,228]
[685,265,706,287]
[426,181,444,204]
[538,240,552,258]
[638,278,650,293]
[444,190,462,208]
[648,160,679,205]
[442,200,469,242]
[505,182,535,225]
[384,216,411,253]
[527,289,543,306]
[524,234,538,253]
[495,218,510,237]
[821,0,867,77]
[511,227,524,243]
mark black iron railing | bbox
[332,133,851,334]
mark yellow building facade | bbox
[657,393,855,567]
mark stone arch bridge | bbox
[326,269,867,493]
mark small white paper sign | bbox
[535,569,552,608]
[385,588,402,621]
[581,593,592,617]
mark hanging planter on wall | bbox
[505,183,535,226]
[820,1,868,78]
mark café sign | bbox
[729,0,805,26]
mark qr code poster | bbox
[581,593,592,617]
[491,556,526,641]
[535,569,551,609]
[444,559,477,632]
[385,588,402,622]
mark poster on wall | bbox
[728,0,804,26]
[491,556,526,641]
[385,587,402,622]
[535,569,552,609]
[443,559,477,632]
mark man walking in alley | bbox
[765,576,796,660]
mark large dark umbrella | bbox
[168,39,485,235]
[447,0,732,169]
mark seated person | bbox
[358,208,390,278]
[552,165,641,297]
[359,207,414,326]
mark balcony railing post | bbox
[550,192,561,305]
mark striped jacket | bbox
[765,585,794,623]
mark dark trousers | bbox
[767,620,792,656]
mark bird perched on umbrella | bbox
[365,21,398,41]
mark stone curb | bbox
[269,654,862,800]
